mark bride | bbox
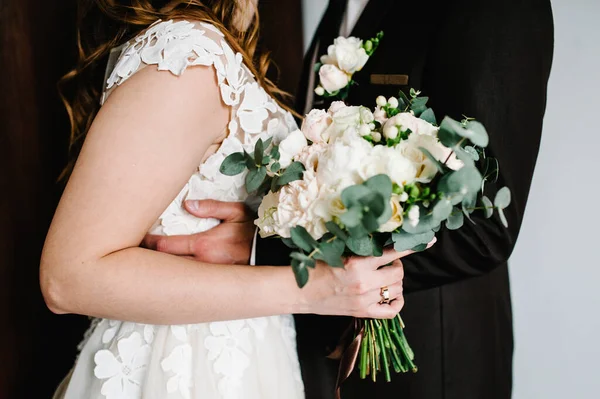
[41,1,409,398]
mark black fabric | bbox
[257,0,554,398]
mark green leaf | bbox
[397,90,410,108]
[401,211,442,235]
[315,238,345,267]
[254,138,264,166]
[446,209,464,230]
[244,151,256,170]
[462,205,476,224]
[420,108,437,125]
[494,187,511,209]
[412,243,429,252]
[438,118,462,148]
[271,145,280,161]
[290,226,319,253]
[346,235,374,256]
[246,166,267,192]
[341,184,372,207]
[361,212,380,232]
[263,137,273,149]
[270,162,281,173]
[392,230,435,252]
[220,152,246,176]
[440,117,489,147]
[438,166,483,198]
[290,252,316,268]
[453,146,476,167]
[463,146,480,161]
[291,258,309,288]
[481,196,494,218]
[364,174,393,200]
[340,205,363,228]
[433,198,453,221]
[326,221,349,241]
[419,147,446,174]
[277,162,305,186]
[410,97,429,116]
[498,207,509,228]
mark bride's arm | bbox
[41,65,409,324]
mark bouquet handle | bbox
[328,319,365,399]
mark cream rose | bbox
[319,64,350,93]
[301,109,332,143]
[399,133,464,183]
[279,129,308,168]
[321,36,369,74]
[386,112,439,137]
[255,190,281,238]
[358,145,417,188]
[294,142,327,171]
[317,134,372,189]
[378,195,404,233]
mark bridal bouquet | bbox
[220,89,511,382]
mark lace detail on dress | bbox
[61,20,305,399]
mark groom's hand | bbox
[142,200,255,264]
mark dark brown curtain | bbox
[0,1,303,397]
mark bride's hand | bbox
[299,242,435,319]
[142,200,255,264]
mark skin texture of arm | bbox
[40,63,411,324]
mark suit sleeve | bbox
[401,0,555,293]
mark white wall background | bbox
[510,1,600,398]
[300,0,600,397]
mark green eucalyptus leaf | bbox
[433,198,453,221]
[462,205,476,224]
[263,137,273,149]
[346,235,374,256]
[281,237,298,249]
[446,209,464,230]
[438,118,462,148]
[392,230,435,252]
[419,147,446,174]
[364,174,393,200]
[316,238,345,267]
[410,97,429,116]
[291,258,309,288]
[397,90,410,109]
[463,146,480,161]
[271,145,280,161]
[326,221,349,241]
[453,146,476,167]
[290,252,316,268]
[481,196,494,218]
[290,226,319,252]
[277,162,305,186]
[220,152,246,176]
[340,205,363,228]
[244,151,256,170]
[341,184,372,207]
[419,108,437,125]
[246,166,267,192]
[361,212,380,232]
[402,212,442,234]
[254,138,264,166]
[412,243,429,252]
[465,121,490,147]
[494,187,511,209]
[438,166,483,198]
[270,162,281,173]
[498,207,509,228]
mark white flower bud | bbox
[399,192,409,202]
[388,97,399,109]
[368,123,376,130]
[372,132,382,142]
[376,96,387,107]
[383,125,399,140]
[359,124,372,136]
[408,205,420,227]
[314,86,325,96]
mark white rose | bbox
[313,185,347,222]
[378,195,404,233]
[294,142,327,171]
[359,107,375,124]
[273,170,327,239]
[255,190,281,238]
[319,64,350,93]
[328,101,347,115]
[399,133,464,183]
[357,145,417,187]
[317,134,372,189]
[386,112,438,136]
[279,129,308,168]
[301,109,332,143]
[321,36,369,74]
[324,105,363,142]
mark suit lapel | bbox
[350,0,394,39]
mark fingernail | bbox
[185,200,199,213]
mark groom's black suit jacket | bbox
[258,0,554,398]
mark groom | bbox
[145,0,554,398]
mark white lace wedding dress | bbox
[54,20,305,399]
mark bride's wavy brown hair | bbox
[59,0,292,179]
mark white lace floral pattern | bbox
[58,19,304,399]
